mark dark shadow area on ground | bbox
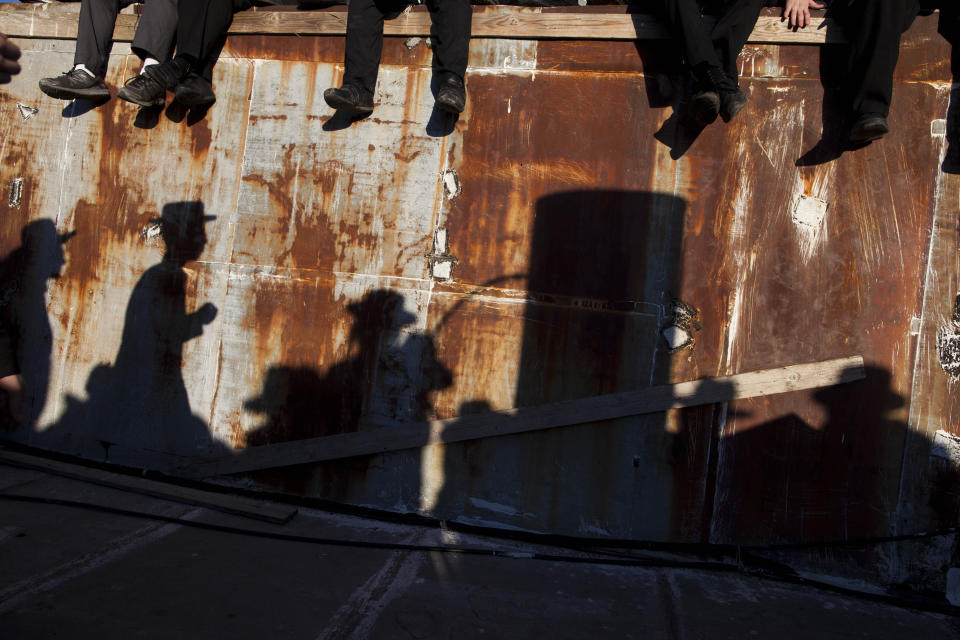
[42,202,226,463]
[0,221,72,431]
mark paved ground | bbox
[0,458,957,640]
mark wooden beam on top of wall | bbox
[0,4,845,45]
[182,356,866,479]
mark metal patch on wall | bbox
[661,298,701,352]
[16,103,38,122]
[937,294,960,379]
[8,177,23,208]
[426,227,458,281]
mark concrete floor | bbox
[0,459,957,640]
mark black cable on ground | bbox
[3,443,958,555]
[1,492,958,617]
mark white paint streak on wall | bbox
[469,39,538,74]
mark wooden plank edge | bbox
[186,355,865,478]
[0,446,298,524]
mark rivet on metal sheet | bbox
[16,103,38,122]
[441,169,461,200]
[8,178,23,208]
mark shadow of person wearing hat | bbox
[243,288,453,503]
[0,220,73,430]
[51,202,224,463]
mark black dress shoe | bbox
[849,113,890,143]
[689,64,737,126]
[720,87,748,122]
[39,68,109,101]
[117,71,166,107]
[435,75,466,114]
[323,85,374,113]
[175,74,216,106]
[689,89,720,126]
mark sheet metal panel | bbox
[0,12,955,588]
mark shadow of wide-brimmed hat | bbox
[346,290,417,327]
[21,219,76,245]
[151,201,216,230]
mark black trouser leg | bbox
[425,0,471,81]
[711,0,766,83]
[74,0,123,77]
[176,0,249,81]
[659,0,722,70]
[0,322,16,380]
[830,0,920,117]
[130,0,178,63]
[342,0,404,94]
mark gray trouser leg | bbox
[75,0,179,76]
[74,0,123,77]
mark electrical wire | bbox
[1,492,958,617]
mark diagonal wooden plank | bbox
[184,356,865,478]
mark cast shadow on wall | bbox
[242,288,453,501]
[432,189,699,534]
[0,220,71,431]
[43,202,225,462]
[713,364,960,586]
[234,189,689,522]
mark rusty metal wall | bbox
[0,9,957,589]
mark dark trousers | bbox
[658,0,766,83]
[828,0,920,117]
[74,0,178,77]
[343,0,472,94]
[175,0,251,81]
[0,321,15,379]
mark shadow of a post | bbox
[429,190,708,538]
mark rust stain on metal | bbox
[0,9,956,590]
